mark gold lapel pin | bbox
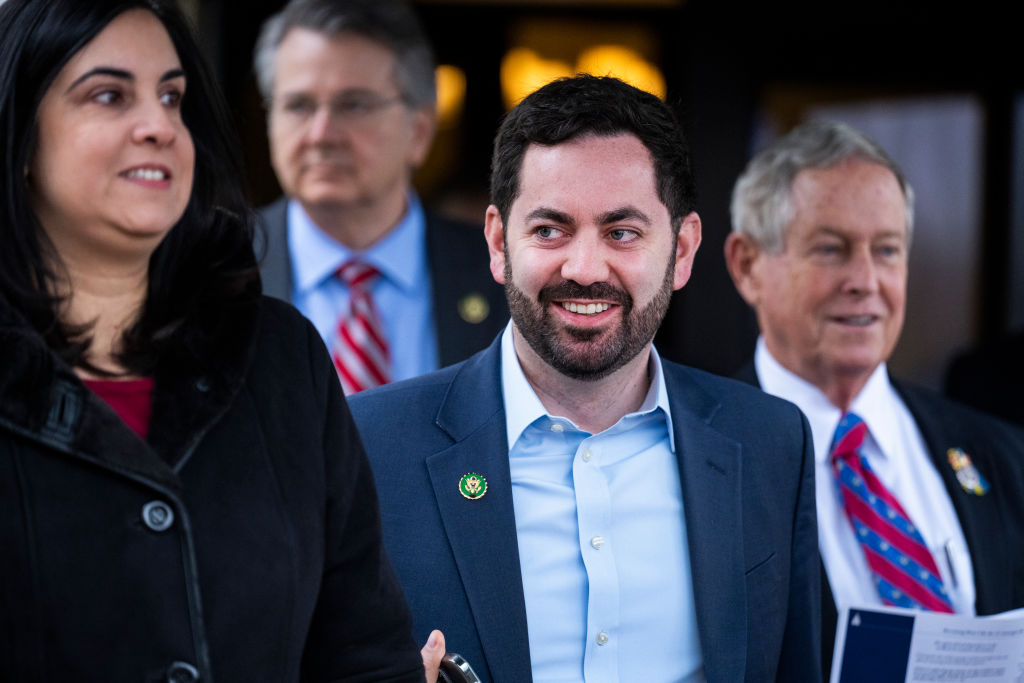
[459,473,487,500]
[458,294,489,325]
[947,448,990,496]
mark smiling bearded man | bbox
[503,238,676,381]
[349,74,823,683]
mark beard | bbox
[504,248,675,381]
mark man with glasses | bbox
[253,0,506,393]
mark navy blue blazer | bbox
[350,337,823,682]
[734,361,1024,674]
[254,197,508,368]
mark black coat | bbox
[0,293,424,682]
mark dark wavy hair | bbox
[0,0,260,375]
[490,74,697,233]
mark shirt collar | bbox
[848,359,903,463]
[287,193,427,295]
[499,322,675,451]
[755,336,898,464]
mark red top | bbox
[83,377,155,440]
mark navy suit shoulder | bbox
[352,343,821,682]
[661,358,806,424]
[348,353,488,466]
[661,359,816,489]
[658,360,821,681]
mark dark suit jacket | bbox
[255,197,508,368]
[944,331,1024,428]
[734,362,1024,674]
[350,337,822,682]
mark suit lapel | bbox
[894,380,1013,613]
[734,358,840,671]
[427,342,533,683]
[425,349,756,681]
[424,212,506,367]
[255,197,293,301]
[665,365,747,681]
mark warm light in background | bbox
[435,64,467,129]
[500,44,664,108]
[500,47,573,109]
[416,16,668,222]
[576,44,665,99]
[433,18,665,124]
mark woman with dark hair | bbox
[0,1,425,680]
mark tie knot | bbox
[830,412,867,462]
[336,260,380,290]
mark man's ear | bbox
[484,205,507,285]
[723,232,765,307]
[672,212,702,290]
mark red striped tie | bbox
[831,413,954,612]
[331,260,390,395]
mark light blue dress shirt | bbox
[286,195,439,382]
[500,324,705,683]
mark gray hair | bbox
[730,119,915,253]
[253,0,436,109]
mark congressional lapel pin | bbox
[459,473,487,500]
[458,293,489,325]
[947,448,990,496]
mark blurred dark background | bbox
[183,0,1024,391]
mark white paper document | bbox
[831,605,1024,682]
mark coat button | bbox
[142,500,175,532]
[166,661,199,682]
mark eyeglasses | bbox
[271,91,406,127]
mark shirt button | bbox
[550,423,564,433]
[581,449,592,462]
[591,536,605,549]
[596,631,609,646]
[142,500,175,532]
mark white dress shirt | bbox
[754,337,976,614]
[501,324,705,683]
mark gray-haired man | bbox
[725,119,1024,675]
[253,0,505,393]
